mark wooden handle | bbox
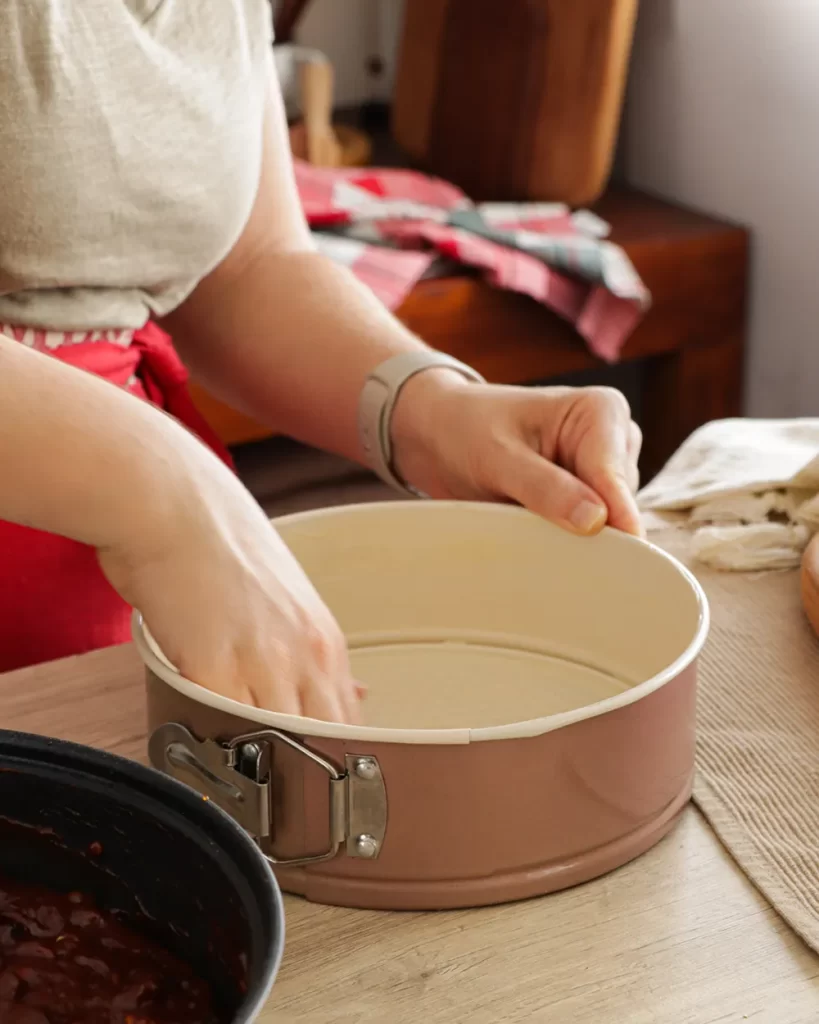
[298,59,337,166]
[800,533,819,638]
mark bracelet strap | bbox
[358,351,485,496]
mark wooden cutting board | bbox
[392,0,639,207]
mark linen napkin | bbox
[638,418,819,570]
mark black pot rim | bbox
[0,727,285,1022]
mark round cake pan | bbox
[0,730,284,1021]
[137,501,709,911]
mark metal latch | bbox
[149,723,387,867]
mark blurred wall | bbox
[294,0,404,106]
[623,0,819,417]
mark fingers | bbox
[299,668,361,725]
[199,643,303,718]
[495,442,609,535]
[597,470,642,537]
[626,421,643,494]
[497,386,643,537]
[251,674,303,717]
[188,630,360,725]
[299,620,361,723]
[242,661,358,724]
[240,663,359,724]
[570,389,644,538]
[299,674,350,723]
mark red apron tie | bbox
[0,323,233,672]
[130,322,234,469]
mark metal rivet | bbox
[355,834,379,858]
[354,758,378,780]
[236,742,264,779]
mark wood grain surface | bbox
[2,644,816,1023]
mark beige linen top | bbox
[0,0,272,330]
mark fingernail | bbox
[570,500,607,534]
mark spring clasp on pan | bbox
[149,723,387,867]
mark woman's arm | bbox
[0,334,211,549]
[163,72,643,537]
[161,75,458,465]
[0,333,359,720]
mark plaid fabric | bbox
[294,161,650,362]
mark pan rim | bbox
[133,501,709,746]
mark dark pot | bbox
[0,729,284,1022]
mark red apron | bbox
[0,323,233,672]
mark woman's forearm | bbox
[165,248,451,463]
[0,335,213,552]
[161,77,460,465]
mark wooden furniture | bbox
[3,644,817,1023]
[190,186,748,481]
[392,0,639,205]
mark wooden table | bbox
[190,186,748,481]
[4,645,817,1024]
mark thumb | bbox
[496,443,608,535]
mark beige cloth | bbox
[0,0,272,330]
[649,519,819,954]
[639,419,819,570]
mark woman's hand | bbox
[0,335,356,722]
[98,441,359,724]
[391,373,643,537]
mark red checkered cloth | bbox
[294,162,650,363]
